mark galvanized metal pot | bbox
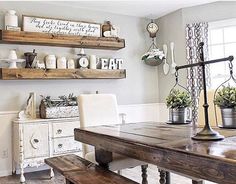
[221,108,236,128]
[169,107,187,124]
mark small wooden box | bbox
[40,102,79,119]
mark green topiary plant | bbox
[214,86,236,108]
[166,89,192,109]
[40,93,78,108]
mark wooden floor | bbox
[0,165,215,184]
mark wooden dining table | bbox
[74,122,236,184]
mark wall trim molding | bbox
[0,170,12,177]
[0,111,18,115]
[0,103,167,116]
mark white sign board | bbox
[23,15,101,37]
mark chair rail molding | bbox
[0,111,18,115]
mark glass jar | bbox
[67,59,75,69]
[5,10,18,29]
[45,55,56,69]
[57,56,67,69]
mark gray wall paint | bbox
[156,10,186,103]
[156,1,236,102]
[0,1,158,111]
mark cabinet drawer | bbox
[52,121,80,138]
[53,137,82,154]
[23,124,49,159]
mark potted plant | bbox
[214,86,236,128]
[39,94,79,119]
[166,89,192,124]
[141,48,165,66]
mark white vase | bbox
[5,10,18,29]
[57,57,67,69]
[45,55,56,69]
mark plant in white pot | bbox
[166,89,192,124]
[214,86,236,128]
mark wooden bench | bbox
[45,154,138,184]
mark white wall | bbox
[156,1,236,102]
[0,1,159,111]
[0,1,161,177]
[155,9,185,103]
[0,112,17,176]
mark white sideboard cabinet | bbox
[13,117,82,183]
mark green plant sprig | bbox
[214,86,236,108]
[166,89,192,109]
[40,93,78,108]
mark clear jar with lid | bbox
[45,55,56,69]
[5,10,18,29]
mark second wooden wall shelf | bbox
[0,30,125,50]
[0,68,126,80]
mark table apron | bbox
[75,130,236,184]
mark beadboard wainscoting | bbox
[0,103,168,177]
[0,111,18,177]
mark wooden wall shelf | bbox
[0,68,126,80]
[0,30,125,50]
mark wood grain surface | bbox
[45,154,138,184]
[0,68,126,80]
[0,30,125,50]
[74,122,236,184]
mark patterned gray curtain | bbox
[186,22,210,124]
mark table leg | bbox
[66,179,74,184]
[95,148,112,169]
[141,165,148,184]
[192,180,204,184]
[158,169,166,184]
[158,169,170,184]
[166,171,170,184]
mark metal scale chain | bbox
[214,60,236,128]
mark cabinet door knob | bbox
[34,139,39,143]
[57,129,62,134]
[58,144,63,148]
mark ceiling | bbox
[49,0,221,18]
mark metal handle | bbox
[34,139,39,143]
[57,129,62,134]
[58,144,63,148]
[77,148,82,152]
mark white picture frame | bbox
[22,15,101,37]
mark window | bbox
[208,18,236,89]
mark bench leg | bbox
[95,148,112,169]
[66,179,74,184]
[141,165,148,184]
[158,169,170,184]
[192,180,204,184]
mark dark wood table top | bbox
[74,122,236,184]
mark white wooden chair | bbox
[78,94,148,182]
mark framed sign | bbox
[22,15,101,37]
